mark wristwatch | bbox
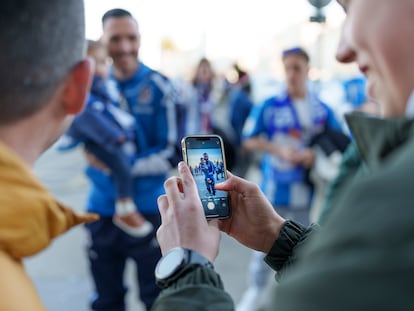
[155,247,214,288]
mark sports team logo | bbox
[137,87,153,105]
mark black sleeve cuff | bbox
[264,220,309,271]
[162,264,224,290]
[153,265,234,310]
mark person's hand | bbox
[215,172,285,253]
[296,148,315,168]
[83,149,110,172]
[156,162,221,263]
[274,145,302,165]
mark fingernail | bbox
[178,161,184,170]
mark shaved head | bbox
[0,0,86,124]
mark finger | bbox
[217,219,230,234]
[215,173,240,191]
[157,195,169,221]
[157,195,168,213]
[177,162,199,196]
[163,176,183,204]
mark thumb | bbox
[215,171,236,191]
[207,219,220,229]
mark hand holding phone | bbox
[181,135,231,219]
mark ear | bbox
[62,58,94,115]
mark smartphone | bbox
[181,134,231,219]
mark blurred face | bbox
[197,63,213,84]
[102,16,140,78]
[283,54,309,99]
[88,46,109,79]
[336,0,414,117]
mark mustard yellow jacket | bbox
[0,142,98,311]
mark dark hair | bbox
[282,47,310,64]
[0,0,86,125]
[191,57,215,87]
[102,8,133,25]
[233,63,251,94]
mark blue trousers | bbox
[85,214,161,311]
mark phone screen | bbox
[181,135,231,219]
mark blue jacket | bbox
[86,62,177,216]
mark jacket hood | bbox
[345,112,414,170]
[0,142,99,259]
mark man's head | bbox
[101,8,140,79]
[203,153,209,161]
[282,47,310,100]
[0,0,92,162]
[0,0,90,125]
[335,0,414,117]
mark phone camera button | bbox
[207,202,215,210]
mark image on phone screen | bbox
[182,135,231,219]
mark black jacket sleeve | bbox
[151,265,234,310]
[264,220,320,280]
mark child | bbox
[61,39,152,237]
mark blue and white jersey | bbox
[242,90,340,208]
[86,62,178,216]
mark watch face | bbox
[155,247,185,279]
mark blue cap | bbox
[282,47,309,63]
